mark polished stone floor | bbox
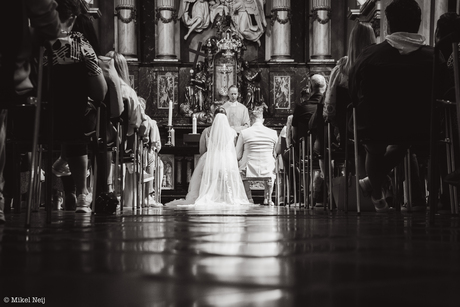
[0,205,459,307]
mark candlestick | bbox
[170,128,175,146]
[165,125,174,147]
[168,100,173,126]
[192,115,197,134]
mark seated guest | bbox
[349,0,438,212]
[105,51,143,207]
[292,74,327,206]
[292,75,326,145]
[45,0,107,213]
[222,85,250,133]
[280,115,294,203]
[434,12,460,188]
[323,21,376,147]
[137,97,163,206]
[236,106,278,205]
[105,51,142,140]
[0,0,61,222]
[274,117,292,205]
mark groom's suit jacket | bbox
[236,121,278,179]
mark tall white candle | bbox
[168,100,173,126]
[192,115,197,134]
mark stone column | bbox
[311,0,332,60]
[309,0,335,75]
[270,0,294,62]
[155,0,178,61]
[115,0,137,58]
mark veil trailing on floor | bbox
[165,113,249,207]
[194,113,250,206]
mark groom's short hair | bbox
[249,106,264,125]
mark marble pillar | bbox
[115,0,137,58]
[270,0,294,62]
[309,0,335,75]
[311,0,332,60]
[155,0,178,61]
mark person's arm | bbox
[81,36,108,101]
[349,53,364,106]
[285,115,293,148]
[124,86,142,136]
[87,74,108,102]
[235,133,244,161]
[241,107,250,129]
[199,129,207,156]
[323,64,341,121]
[291,126,297,145]
[149,119,162,151]
[272,131,279,158]
[275,126,286,155]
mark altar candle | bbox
[168,100,173,126]
[192,115,197,134]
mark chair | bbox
[428,30,460,219]
[244,175,276,206]
[298,136,314,209]
[326,121,351,212]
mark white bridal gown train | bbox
[166,114,250,207]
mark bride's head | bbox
[214,106,227,117]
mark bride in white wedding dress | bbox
[166,109,250,207]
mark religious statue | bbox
[178,0,211,40]
[190,61,208,112]
[181,69,196,117]
[231,0,266,46]
[241,60,262,110]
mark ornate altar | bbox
[180,22,245,123]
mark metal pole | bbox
[26,47,44,227]
[353,108,361,214]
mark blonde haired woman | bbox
[323,21,376,145]
[105,51,144,207]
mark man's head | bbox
[385,0,421,34]
[310,74,327,95]
[56,0,81,29]
[228,85,238,102]
[249,106,264,126]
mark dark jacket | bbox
[292,92,323,144]
[349,40,437,141]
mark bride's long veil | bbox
[194,113,249,206]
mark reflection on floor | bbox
[0,206,459,307]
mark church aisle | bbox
[0,206,459,307]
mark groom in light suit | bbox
[236,107,278,205]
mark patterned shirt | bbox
[44,32,101,76]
